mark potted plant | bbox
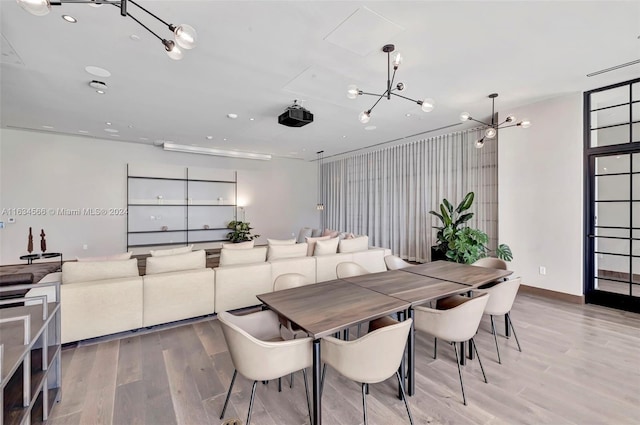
[226,220,260,243]
[429,192,512,264]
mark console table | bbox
[19,253,63,267]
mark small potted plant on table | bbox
[226,220,260,243]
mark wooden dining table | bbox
[257,279,410,425]
[257,260,513,425]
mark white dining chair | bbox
[413,292,490,405]
[481,277,522,363]
[218,310,313,425]
[321,318,414,425]
[472,257,508,270]
[273,273,309,389]
[336,262,370,337]
[384,255,412,270]
[336,261,369,278]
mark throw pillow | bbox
[297,227,313,244]
[311,228,323,237]
[267,238,297,246]
[149,245,193,257]
[219,247,268,266]
[305,235,331,256]
[313,238,339,256]
[145,250,206,275]
[62,258,139,284]
[76,251,132,262]
[338,235,369,253]
[322,229,340,238]
[222,240,255,250]
[267,243,308,261]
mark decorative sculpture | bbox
[40,229,47,253]
[27,227,33,253]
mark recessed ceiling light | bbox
[128,125,134,128]
[104,128,119,133]
[96,90,105,94]
[85,66,111,77]
[62,15,77,23]
[105,122,112,125]
[223,138,228,141]
[227,113,238,119]
[364,125,377,131]
[249,118,255,121]
[130,34,141,41]
[206,136,213,140]
[405,113,411,117]
[139,137,149,141]
[616,156,621,159]
[342,135,347,138]
[78,130,89,133]
[42,125,54,129]
[603,167,608,171]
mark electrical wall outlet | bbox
[539,266,546,275]
[8,217,15,223]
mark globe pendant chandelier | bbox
[460,93,531,148]
[16,0,197,60]
[347,44,435,124]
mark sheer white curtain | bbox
[323,128,498,262]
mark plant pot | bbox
[430,246,448,262]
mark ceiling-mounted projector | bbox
[278,100,314,127]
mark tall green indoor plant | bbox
[429,192,513,264]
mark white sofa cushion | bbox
[267,243,308,261]
[270,256,316,286]
[338,235,369,253]
[145,250,205,275]
[267,238,296,246]
[62,259,139,284]
[353,248,387,273]
[305,235,330,256]
[214,262,272,312]
[219,246,267,266]
[315,252,354,282]
[314,238,339,256]
[77,252,132,262]
[149,245,193,257]
[61,276,143,343]
[222,240,255,249]
[142,268,215,327]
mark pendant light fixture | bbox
[16,0,197,60]
[460,93,531,148]
[316,150,325,211]
[347,44,435,123]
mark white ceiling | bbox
[1,1,639,161]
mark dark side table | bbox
[20,252,63,267]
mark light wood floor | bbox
[48,294,640,425]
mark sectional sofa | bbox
[26,238,391,343]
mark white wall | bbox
[0,129,319,264]
[499,93,584,296]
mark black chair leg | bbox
[471,337,488,384]
[289,372,294,389]
[219,369,237,419]
[395,371,414,425]
[278,377,282,392]
[361,382,368,425]
[433,337,437,359]
[452,343,467,406]
[302,369,312,422]
[246,380,258,425]
[507,313,522,352]
[490,315,502,364]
